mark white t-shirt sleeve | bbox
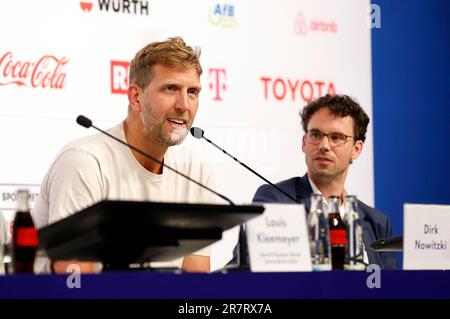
[40,148,105,225]
[199,161,218,204]
[190,160,218,257]
[0,211,8,245]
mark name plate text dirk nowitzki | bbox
[404,204,450,270]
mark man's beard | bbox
[140,104,189,147]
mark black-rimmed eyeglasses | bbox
[306,129,354,147]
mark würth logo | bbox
[81,0,149,15]
[80,1,93,12]
[0,52,69,89]
[260,76,336,104]
[294,12,338,36]
[111,60,129,94]
[209,68,227,101]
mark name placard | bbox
[403,204,450,270]
[245,203,312,272]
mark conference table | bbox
[0,270,449,299]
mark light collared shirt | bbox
[308,176,346,218]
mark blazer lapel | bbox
[357,204,381,266]
[296,174,313,213]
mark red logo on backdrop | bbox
[260,76,336,104]
[294,12,308,36]
[111,60,129,94]
[80,1,93,12]
[209,68,227,101]
[294,12,338,36]
[80,0,149,15]
[0,52,69,89]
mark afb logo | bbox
[209,3,237,28]
[209,68,227,101]
[80,0,149,15]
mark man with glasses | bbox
[253,94,397,269]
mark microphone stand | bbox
[190,127,300,271]
[76,115,234,206]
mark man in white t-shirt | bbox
[33,37,215,273]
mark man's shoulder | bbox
[59,123,122,158]
[41,123,123,184]
[275,176,304,190]
[357,200,389,224]
[259,176,307,193]
[253,176,302,203]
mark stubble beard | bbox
[308,157,349,184]
[140,104,189,147]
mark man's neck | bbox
[307,171,347,203]
[123,119,168,174]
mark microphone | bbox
[371,235,403,252]
[76,115,92,128]
[76,115,235,205]
[190,126,301,270]
[190,127,299,204]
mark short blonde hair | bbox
[129,37,202,89]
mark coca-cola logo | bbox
[0,52,69,89]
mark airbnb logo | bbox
[261,76,336,103]
[110,60,129,94]
[294,12,338,36]
[209,68,227,101]
[294,12,308,36]
[0,52,69,89]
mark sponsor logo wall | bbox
[0,0,374,271]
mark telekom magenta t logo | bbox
[209,68,227,101]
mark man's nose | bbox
[175,91,191,112]
[318,134,331,150]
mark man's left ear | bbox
[351,140,364,161]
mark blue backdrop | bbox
[372,0,450,262]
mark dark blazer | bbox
[252,174,397,270]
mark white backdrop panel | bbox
[0,0,373,271]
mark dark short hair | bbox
[300,94,370,142]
